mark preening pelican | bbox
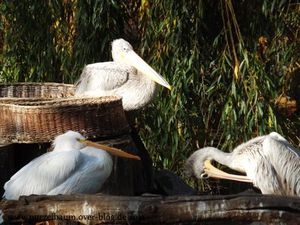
[3,131,140,200]
[185,132,300,196]
[74,39,171,111]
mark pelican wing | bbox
[75,62,135,95]
[47,147,112,195]
[252,157,284,195]
[3,150,80,199]
[267,132,300,157]
[262,132,300,196]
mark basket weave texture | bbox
[0,83,130,144]
[0,82,75,98]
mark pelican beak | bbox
[78,139,141,160]
[122,50,172,90]
[202,160,252,183]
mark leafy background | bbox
[0,0,299,191]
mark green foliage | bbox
[0,0,72,82]
[136,1,299,175]
[0,0,299,190]
[72,0,125,78]
[0,0,125,83]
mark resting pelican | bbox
[3,131,140,200]
[74,39,171,111]
[185,132,300,196]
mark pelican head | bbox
[52,130,86,151]
[111,38,172,90]
[185,149,206,179]
[52,131,140,160]
[185,148,252,183]
[111,39,133,62]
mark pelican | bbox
[3,131,140,200]
[74,38,171,111]
[185,132,300,196]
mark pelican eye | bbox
[77,138,86,143]
[200,173,209,179]
[122,45,131,52]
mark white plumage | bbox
[185,132,300,196]
[3,131,113,200]
[75,39,171,111]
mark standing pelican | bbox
[3,131,140,200]
[185,132,300,196]
[75,39,171,111]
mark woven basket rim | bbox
[0,96,123,108]
[0,82,75,99]
[0,97,52,101]
[0,82,74,87]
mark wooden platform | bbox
[1,194,300,225]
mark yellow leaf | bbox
[268,114,273,127]
[234,62,239,80]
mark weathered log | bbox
[1,194,300,225]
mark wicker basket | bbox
[0,82,75,98]
[0,83,130,144]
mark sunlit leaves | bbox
[136,0,299,180]
[0,0,299,191]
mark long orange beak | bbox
[203,160,252,183]
[79,139,141,160]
